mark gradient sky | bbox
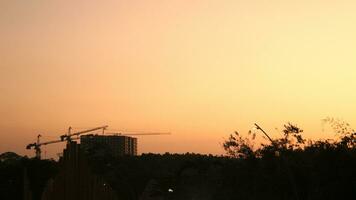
[1,0,356,158]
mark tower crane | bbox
[26,135,79,159]
[26,125,108,159]
[60,125,108,141]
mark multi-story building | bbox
[80,134,137,156]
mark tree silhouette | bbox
[223,131,255,158]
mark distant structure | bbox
[81,135,138,156]
[26,125,169,159]
[26,126,108,159]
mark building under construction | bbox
[26,125,169,159]
[80,134,138,156]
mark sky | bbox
[1,0,356,158]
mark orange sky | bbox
[1,0,356,158]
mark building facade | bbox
[80,135,137,156]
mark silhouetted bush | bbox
[1,120,355,200]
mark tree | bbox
[223,131,255,158]
[322,117,356,149]
[275,122,305,150]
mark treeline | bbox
[85,149,355,200]
[86,119,355,200]
[0,119,355,200]
[0,152,58,200]
[2,149,355,200]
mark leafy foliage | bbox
[322,117,356,148]
[0,119,355,200]
[0,153,58,200]
[223,131,255,158]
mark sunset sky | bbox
[1,0,356,158]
